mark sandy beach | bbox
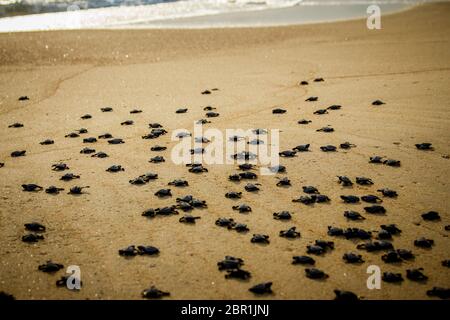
[0,3,449,300]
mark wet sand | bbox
[0,3,449,299]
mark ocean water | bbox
[0,0,443,32]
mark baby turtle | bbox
[252,128,268,135]
[244,183,260,192]
[8,122,24,128]
[25,222,46,232]
[101,107,113,112]
[11,150,26,157]
[232,151,257,161]
[361,195,382,203]
[40,139,54,145]
[206,112,220,118]
[232,204,252,213]
[195,136,210,143]
[225,269,252,280]
[38,261,64,273]
[372,100,385,106]
[313,109,328,115]
[369,156,383,163]
[337,176,353,186]
[269,165,286,173]
[52,163,69,171]
[45,186,64,194]
[396,249,414,260]
[149,156,165,163]
[92,152,109,158]
[343,228,372,240]
[273,211,292,220]
[142,206,178,217]
[60,173,80,181]
[343,252,364,264]
[251,234,270,244]
[98,133,113,139]
[201,90,211,95]
[382,272,403,283]
[293,144,310,152]
[334,290,359,301]
[298,119,312,124]
[306,245,325,255]
[176,201,193,212]
[139,245,159,255]
[130,109,142,114]
[106,165,124,173]
[357,240,393,252]
[80,114,92,120]
[315,240,334,251]
[18,95,29,101]
[276,177,291,187]
[215,218,236,228]
[249,282,273,295]
[154,189,172,197]
[218,256,244,270]
[356,177,373,185]
[306,96,319,102]
[0,163,4,168]
[415,143,433,150]
[383,159,401,167]
[233,223,249,233]
[225,191,242,199]
[292,195,315,205]
[364,205,386,214]
[188,164,208,173]
[314,194,330,203]
[314,78,324,82]
[108,138,124,144]
[22,234,45,243]
[377,230,392,240]
[421,211,440,221]
[142,286,170,299]
[22,184,43,192]
[316,127,334,133]
[344,210,365,221]
[179,215,201,224]
[414,237,434,248]
[406,268,428,281]
[176,108,188,114]
[279,227,300,239]
[196,119,211,125]
[305,268,328,279]
[80,147,95,154]
[83,137,97,143]
[327,105,342,110]
[239,172,257,179]
[68,186,89,195]
[340,142,356,149]
[299,80,309,85]
[320,145,336,152]
[292,256,315,265]
[327,226,344,236]
[272,108,286,114]
[303,186,319,194]
[381,251,402,263]
[190,147,205,154]
[168,179,189,187]
[119,245,138,256]
[149,123,163,128]
[203,106,216,111]
[340,195,360,203]
[238,163,255,171]
[426,287,450,299]
[381,224,402,235]
[77,128,88,134]
[377,188,398,197]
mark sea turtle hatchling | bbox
[218,256,244,270]
[279,227,300,239]
[176,108,188,114]
[415,143,433,150]
[306,97,319,102]
[377,188,398,197]
[292,256,315,265]
[293,144,310,152]
[22,184,43,192]
[340,142,356,149]
[168,179,189,187]
[225,269,252,280]
[356,177,374,185]
[426,287,450,299]
[11,150,26,157]
[337,176,353,186]
[250,234,270,244]
[215,218,236,228]
[68,186,89,195]
[45,186,64,194]
[80,147,96,154]
[232,204,252,213]
[316,127,334,133]
[22,234,45,243]
[80,114,92,120]
[149,156,165,163]
[369,156,384,163]
[38,261,64,273]
[24,222,46,232]
[83,137,97,143]
[381,251,402,263]
[98,133,113,139]
[40,139,54,145]
[154,189,172,197]
[305,268,328,279]
[188,164,208,173]
[249,282,273,295]
[344,211,365,221]
[327,105,342,110]
[372,100,385,106]
[303,186,319,194]
[383,159,401,167]
[334,290,359,301]
[343,252,364,264]
[272,108,286,114]
[421,211,440,221]
[356,240,393,252]
[364,205,386,214]
[298,119,312,124]
[205,112,220,118]
[225,192,242,199]
[320,145,336,152]
[382,272,403,283]
[276,177,291,186]
[51,163,69,171]
[273,211,292,220]
[101,107,113,112]
[414,237,434,248]
[361,195,382,203]
[244,183,260,192]
[179,215,201,224]
[142,286,170,299]
[340,195,360,203]
[8,122,24,128]
[108,138,125,144]
[60,173,80,181]
[106,165,124,172]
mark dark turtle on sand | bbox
[238,163,255,171]
[190,198,207,208]
[151,145,167,151]
[176,108,188,114]
[176,195,194,203]
[272,108,286,114]
[203,106,216,111]
[356,177,373,185]
[196,119,211,125]
[38,261,64,273]
[292,256,315,265]
[396,249,414,260]
[381,251,402,263]
[337,176,353,186]
[18,96,29,101]
[303,186,319,194]
[65,132,80,138]
[382,272,403,283]
[320,145,336,152]
[344,210,365,221]
[251,234,270,244]
[168,179,189,187]
[293,144,310,152]
[22,233,44,243]
[364,205,386,214]
[179,215,201,224]
[188,164,208,173]
[426,287,450,299]
[149,156,165,163]
[232,204,252,213]
[233,223,249,233]
[154,189,172,197]
[315,240,334,251]
[24,222,46,232]
[421,211,440,221]
[101,107,113,112]
[340,142,356,149]
[244,183,260,192]
[106,165,124,172]
[369,156,383,163]
[327,226,344,236]
[269,165,286,173]
[381,224,402,235]
[60,173,80,181]
[142,286,170,299]
[377,188,398,197]
[218,256,244,270]
[177,132,192,139]
[11,150,26,157]
[83,137,97,143]
[406,268,428,281]
[225,269,252,280]
[377,230,392,240]
[8,122,24,128]
[149,123,163,128]
[297,119,312,125]
[119,245,138,256]
[225,191,242,199]
[334,290,359,301]
[252,128,268,135]
[91,152,108,158]
[343,252,364,264]
[305,268,328,279]
[176,201,193,212]
[292,195,315,205]
[137,246,160,255]
[52,163,69,171]
[361,195,382,203]
[195,136,211,144]
[232,151,257,160]
[249,282,273,295]
[40,139,54,145]
[340,195,360,203]
[299,81,309,85]
[239,172,257,179]
[414,237,434,248]
[273,211,292,220]
[316,126,334,133]
[130,109,142,114]
[45,186,64,194]
[142,206,178,217]
[313,109,328,115]
[343,228,372,240]
[306,97,318,102]
[0,162,4,168]
[372,100,385,106]
[215,217,236,228]
[206,112,220,118]
[279,227,300,239]
[80,114,92,120]
[356,240,393,252]
[415,143,433,150]
[98,133,113,139]
[314,194,330,203]
[68,186,89,195]
[307,245,325,255]
[383,159,401,167]
[77,128,88,134]
[314,78,324,82]
[327,105,342,110]
[108,138,125,144]
[22,184,43,192]
[276,177,291,186]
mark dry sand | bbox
[0,3,449,300]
